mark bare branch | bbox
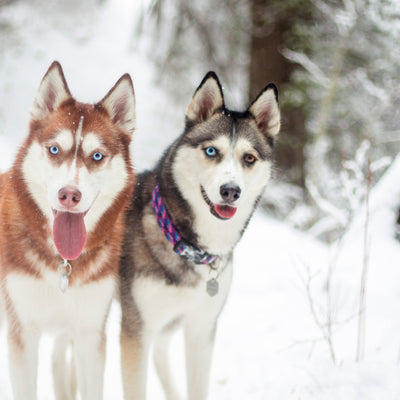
[282,48,329,87]
[356,147,372,362]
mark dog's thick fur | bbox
[119,72,280,399]
[0,62,135,400]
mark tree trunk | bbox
[249,0,306,187]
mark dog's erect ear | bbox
[249,84,280,138]
[100,74,136,136]
[186,71,224,123]
[31,61,71,120]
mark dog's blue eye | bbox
[205,147,217,157]
[93,152,103,161]
[49,146,59,155]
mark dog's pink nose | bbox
[58,186,82,208]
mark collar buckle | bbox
[174,239,217,265]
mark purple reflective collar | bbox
[152,185,218,265]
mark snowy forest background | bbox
[0,0,400,398]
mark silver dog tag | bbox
[59,274,69,293]
[206,279,219,297]
[58,260,72,294]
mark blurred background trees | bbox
[1,0,399,240]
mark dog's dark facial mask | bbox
[173,71,280,222]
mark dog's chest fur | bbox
[133,260,232,333]
[5,271,115,331]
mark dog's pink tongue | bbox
[53,212,87,260]
[214,205,237,219]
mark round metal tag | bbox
[206,279,219,297]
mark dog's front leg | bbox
[153,328,183,400]
[120,326,150,400]
[73,329,106,400]
[52,332,77,400]
[184,320,217,400]
[8,325,40,400]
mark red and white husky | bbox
[0,61,135,400]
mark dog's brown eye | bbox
[244,154,256,165]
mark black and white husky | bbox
[119,72,280,400]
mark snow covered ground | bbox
[1,0,400,399]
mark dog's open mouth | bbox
[52,210,87,260]
[201,186,237,220]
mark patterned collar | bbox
[152,184,218,265]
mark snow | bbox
[1,0,400,399]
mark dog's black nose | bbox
[220,183,241,203]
